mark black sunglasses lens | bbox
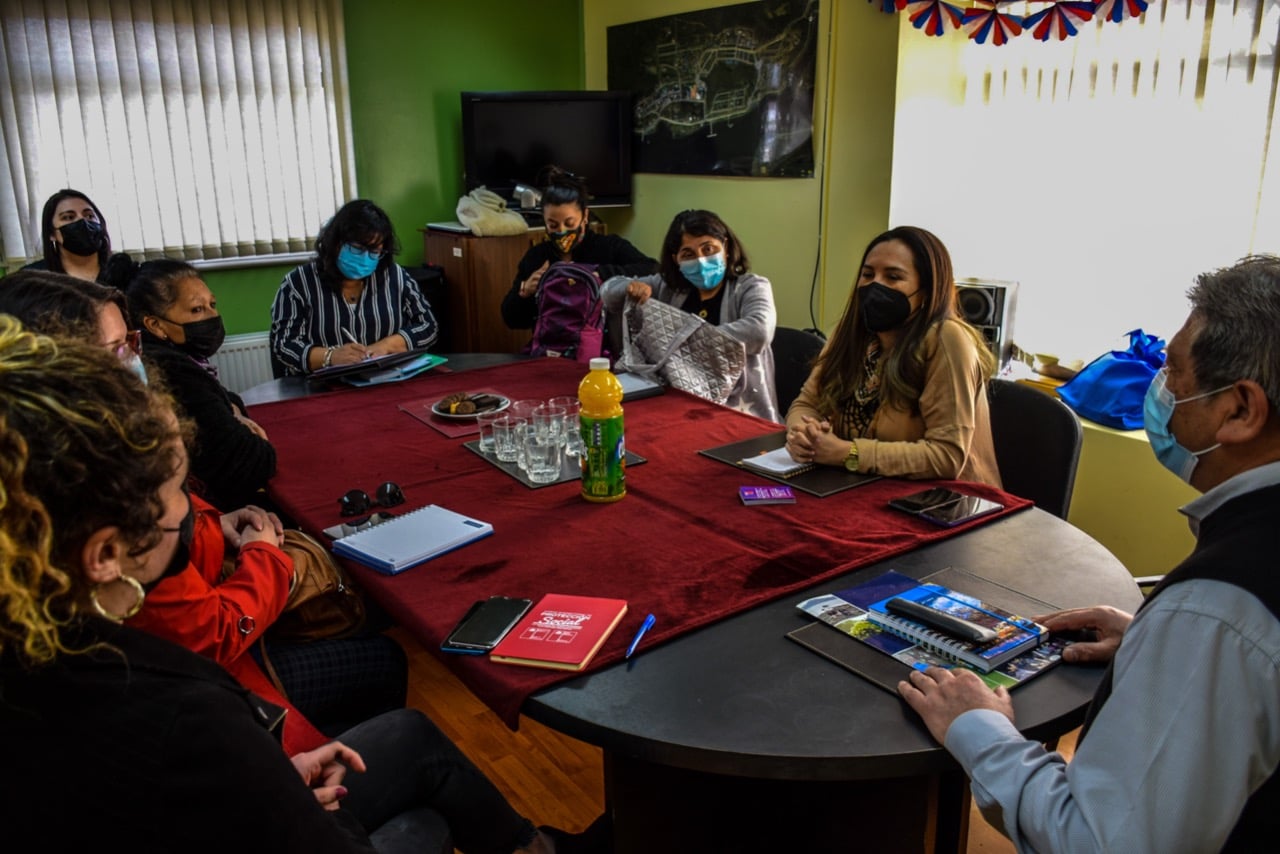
[339,489,372,517]
[375,482,404,507]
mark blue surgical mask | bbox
[679,252,727,291]
[122,352,149,386]
[336,243,381,280]
[1143,368,1231,483]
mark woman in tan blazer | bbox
[785,226,1001,485]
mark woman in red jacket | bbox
[0,317,579,854]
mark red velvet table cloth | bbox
[250,358,1030,727]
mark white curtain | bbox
[0,0,355,267]
[890,0,1280,359]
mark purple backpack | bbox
[521,261,606,363]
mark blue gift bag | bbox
[1057,329,1166,430]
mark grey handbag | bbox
[620,298,746,405]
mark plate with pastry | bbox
[431,392,511,420]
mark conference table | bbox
[245,356,1142,853]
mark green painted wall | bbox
[582,0,898,334]
[208,0,583,335]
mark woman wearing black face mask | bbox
[23,188,136,288]
[501,166,657,335]
[784,226,1001,485]
[127,259,277,510]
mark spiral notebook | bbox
[331,504,493,575]
[738,446,814,478]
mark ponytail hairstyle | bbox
[538,165,591,214]
[0,316,189,665]
[125,259,202,331]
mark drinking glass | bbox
[532,403,567,445]
[523,429,562,484]
[514,422,531,471]
[509,398,543,423]
[492,415,526,463]
[476,411,502,456]
[549,396,583,457]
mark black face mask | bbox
[144,496,196,592]
[170,315,226,360]
[858,282,915,332]
[58,218,106,257]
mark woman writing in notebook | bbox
[0,318,591,854]
[784,226,1000,485]
[271,199,439,375]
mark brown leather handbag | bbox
[226,528,365,642]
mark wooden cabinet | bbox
[423,228,536,354]
[423,222,607,354]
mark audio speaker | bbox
[955,279,1018,369]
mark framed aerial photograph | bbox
[607,0,818,178]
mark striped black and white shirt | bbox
[270,260,439,375]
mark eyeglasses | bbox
[344,242,386,261]
[339,481,405,517]
[113,329,143,361]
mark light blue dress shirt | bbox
[945,461,1280,853]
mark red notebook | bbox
[490,593,629,671]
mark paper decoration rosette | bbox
[882,1,1148,44]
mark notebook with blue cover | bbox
[331,504,493,574]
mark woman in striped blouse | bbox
[270,199,439,375]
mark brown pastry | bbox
[440,391,468,408]
[453,400,477,414]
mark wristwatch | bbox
[322,346,336,368]
[844,440,860,472]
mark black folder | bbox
[698,430,881,498]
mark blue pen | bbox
[625,613,656,659]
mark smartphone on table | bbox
[888,487,1004,528]
[440,596,532,655]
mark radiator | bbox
[208,332,274,394]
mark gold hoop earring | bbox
[89,574,146,621]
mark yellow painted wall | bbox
[1070,421,1197,579]
[582,0,898,333]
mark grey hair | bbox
[1186,255,1280,414]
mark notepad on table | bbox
[490,593,629,671]
[331,504,493,575]
[739,446,814,478]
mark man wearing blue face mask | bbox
[602,209,780,422]
[898,255,1280,853]
[271,199,439,376]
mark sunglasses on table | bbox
[339,481,405,517]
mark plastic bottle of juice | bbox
[578,357,625,503]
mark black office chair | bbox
[771,326,827,415]
[987,378,1083,520]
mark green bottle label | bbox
[579,414,625,500]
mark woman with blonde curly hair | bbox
[785,226,1001,484]
[0,316,589,854]
[0,317,375,850]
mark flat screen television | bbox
[460,90,633,208]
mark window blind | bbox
[0,0,355,268]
